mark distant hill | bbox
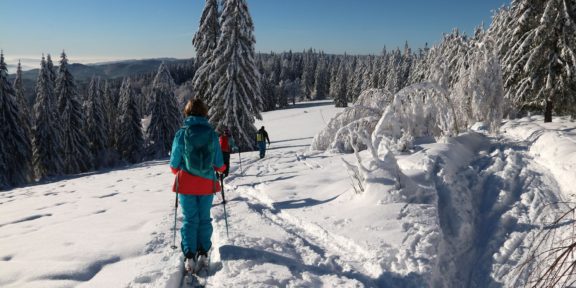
[12,58,191,83]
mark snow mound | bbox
[502,116,576,197]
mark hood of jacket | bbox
[183,116,210,127]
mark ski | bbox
[182,266,207,287]
[183,270,206,288]
[181,251,212,287]
[194,262,210,287]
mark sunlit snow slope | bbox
[1,102,575,288]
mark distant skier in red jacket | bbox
[219,127,238,178]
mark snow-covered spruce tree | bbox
[502,0,576,122]
[33,55,64,179]
[270,55,282,85]
[0,52,33,188]
[13,60,32,139]
[193,0,219,63]
[276,79,289,108]
[301,49,317,100]
[56,52,93,174]
[400,42,413,89]
[345,57,358,101]
[487,6,514,58]
[407,44,430,86]
[207,0,263,150]
[84,76,108,168]
[486,8,515,113]
[314,56,329,100]
[425,30,470,91]
[146,63,181,159]
[192,0,220,102]
[261,75,276,111]
[116,78,143,163]
[452,39,504,134]
[102,80,118,150]
[349,59,365,101]
[378,51,390,89]
[334,63,349,108]
[362,56,377,91]
[385,48,403,94]
[46,54,56,83]
[329,58,341,96]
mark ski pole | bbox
[170,171,180,250]
[238,148,243,176]
[220,174,230,239]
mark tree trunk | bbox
[544,97,553,123]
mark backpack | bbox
[256,131,264,142]
[182,125,215,177]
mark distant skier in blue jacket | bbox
[169,98,226,273]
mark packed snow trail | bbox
[211,152,376,287]
[414,134,567,287]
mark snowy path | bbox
[414,134,567,287]
[209,150,375,287]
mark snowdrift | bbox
[502,116,576,197]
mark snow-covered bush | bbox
[311,106,381,152]
[311,89,391,152]
[354,88,394,110]
[341,130,404,202]
[372,82,457,153]
[329,115,380,153]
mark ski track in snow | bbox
[423,134,567,288]
[190,149,368,287]
[224,152,378,286]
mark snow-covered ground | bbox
[1,102,576,287]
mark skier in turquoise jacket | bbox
[170,98,226,272]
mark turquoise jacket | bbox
[170,116,225,195]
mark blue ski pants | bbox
[258,141,266,159]
[179,194,214,257]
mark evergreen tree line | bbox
[255,0,576,122]
[0,51,188,189]
[254,45,420,110]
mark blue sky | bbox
[0,0,510,63]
